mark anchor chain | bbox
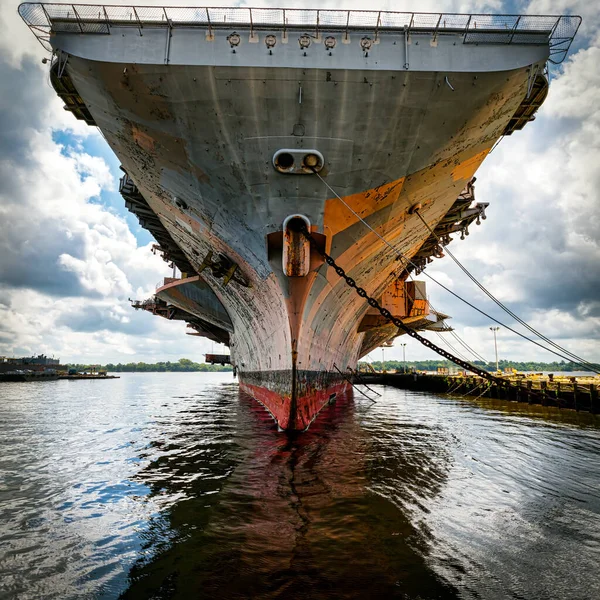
[299,225,511,389]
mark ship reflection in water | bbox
[0,373,599,599]
[122,386,455,599]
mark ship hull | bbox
[41,18,551,429]
[240,370,350,430]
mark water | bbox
[1,373,599,599]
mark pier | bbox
[60,374,120,380]
[357,372,599,414]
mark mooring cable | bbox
[333,364,377,403]
[421,292,489,363]
[311,169,598,373]
[461,381,484,398]
[347,366,382,396]
[433,331,472,363]
[471,382,492,401]
[448,327,489,364]
[414,209,599,372]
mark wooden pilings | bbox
[359,373,600,414]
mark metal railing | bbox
[19,3,581,64]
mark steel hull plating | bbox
[240,370,350,430]
[42,20,551,429]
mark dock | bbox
[60,374,120,380]
[357,372,599,414]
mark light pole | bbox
[381,347,385,373]
[490,327,500,372]
[401,343,407,373]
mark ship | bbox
[0,370,61,382]
[0,354,63,381]
[20,4,580,429]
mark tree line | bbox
[68,358,596,374]
[360,359,598,373]
[68,358,233,372]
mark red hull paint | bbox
[240,380,351,430]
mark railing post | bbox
[102,6,111,32]
[282,8,287,41]
[163,8,172,64]
[71,5,84,33]
[463,14,472,42]
[508,15,521,43]
[433,13,442,41]
[403,24,409,70]
[345,10,350,42]
[548,16,561,43]
[206,8,212,39]
[41,4,52,27]
[132,7,143,36]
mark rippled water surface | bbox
[1,373,599,599]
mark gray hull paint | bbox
[155,276,234,333]
[49,27,548,427]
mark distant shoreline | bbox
[360,359,600,373]
[68,359,232,373]
[66,358,599,375]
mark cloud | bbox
[526,1,598,41]
[0,61,134,299]
[1,0,597,367]
[0,3,222,363]
[392,30,600,364]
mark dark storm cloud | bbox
[0,168,89,297]
[0,56,53,158]
[431,245,600,340]
[429,104,600,341]
[526,267,600,314]
[56,305,153,335]
[0,56,96,297]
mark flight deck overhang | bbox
[20,4,580,69]
[155,275,234,334]
[130,275,233,346]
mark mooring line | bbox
[446,381,462,395]
[413,209,598,373]
[347,366,382,396]
[471,382,492,401]
[461,381,484,398]
[312,168,598,374]
[333,364,377,403]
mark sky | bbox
[0,0,598,366]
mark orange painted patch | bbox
[323,177,405,237]
[451,149,490,182]
[132,126,155,152]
